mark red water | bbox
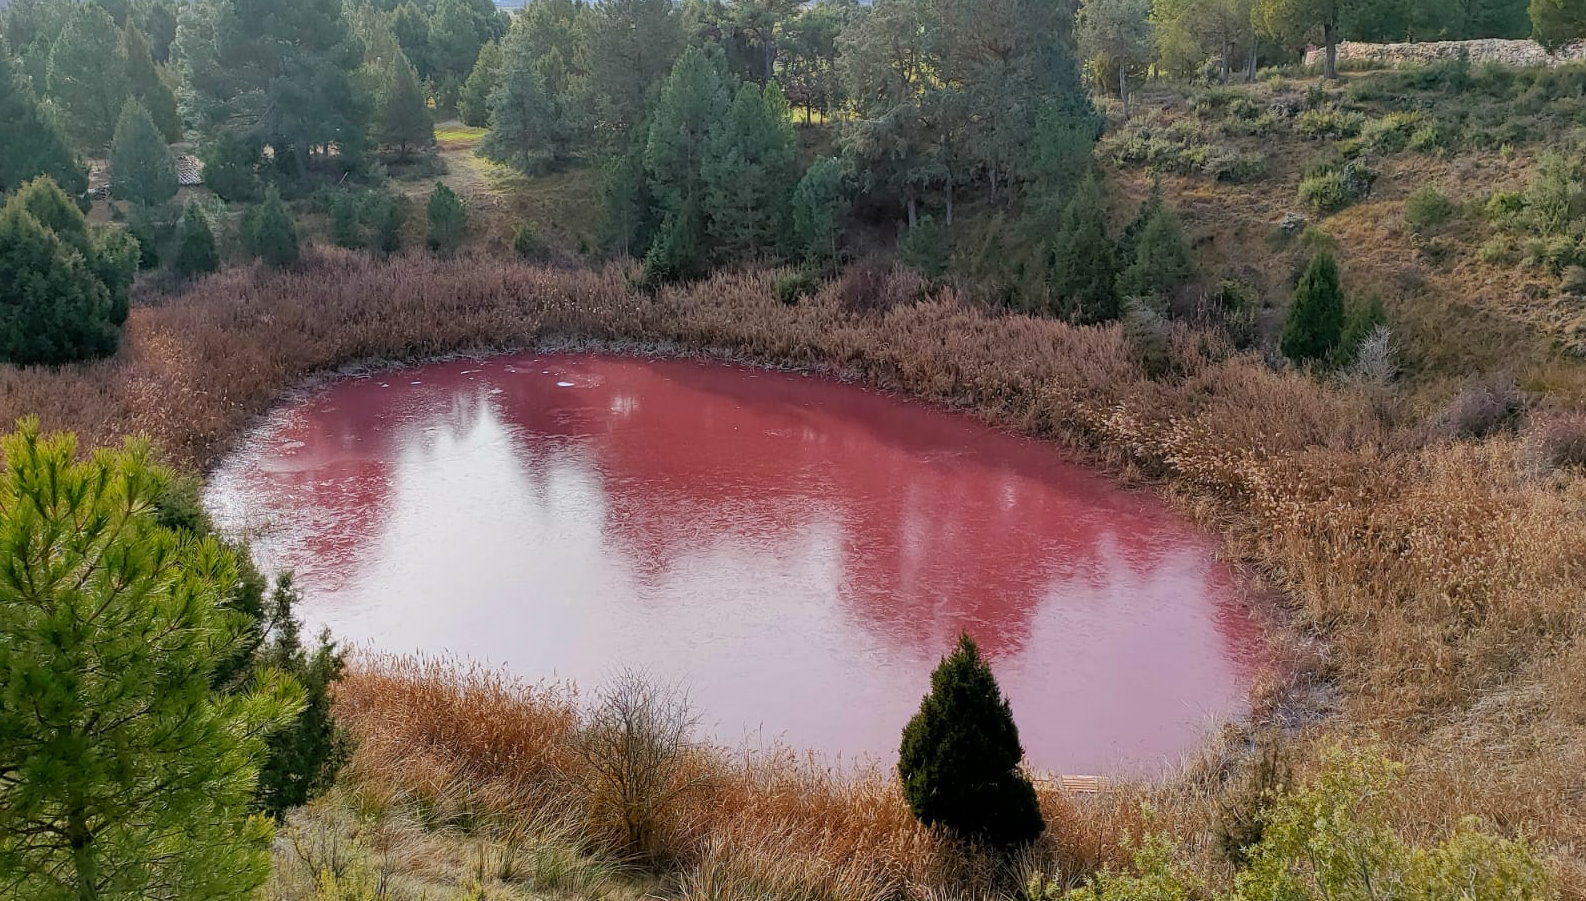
[206,354,1266,775]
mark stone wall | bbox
[1303,38,1586,70]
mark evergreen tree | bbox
[0,50,87,200]
[1077,0,1155,116]
[367,193,408,256]
[1532,0,1586,48]
[426,183,468,255]
[1335,294,1386,367]
[1281,250,1347,364]
[702,81,800,260]
[427,0,505,105]
[599,146,655,257]
[1117,199,1192,303]
[640,201,705,289]
[478,20,563,174]
[174,201,220,279]
[92,225,139,327]
[146,0,179,62]
[45,3,127,152]
[898,634,1045,850]
[199,133,263,203]
[458,38,501,127]
[123,21,181,142]
[0,421,301,899]
[330,192,362,249]
[583,0,683,147]
[253,577,350,818]
[0,192,116,365]
[645,45,731,218]
[1049,175,1119,324]
[246,187,300,268]
[110,99,178,207]
[792,156,848,267]
[376,47,433,160]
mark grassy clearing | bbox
[434,122,489,147]
[4,250,1585,896]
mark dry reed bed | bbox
[4,249,1584,891]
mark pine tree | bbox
[645,46,731,218]
[702,81,800,260]
[458,38,501,127]
[199,133,263,203]
[174,201,220,279]
[110,99,178,207]
[640,201,705,289]
[0,195,115,365]
[1117,199,1192,303]
[1049,175,1119,324]
[376,48,433,160]
[0,51,87,200]
[0,421,301,899]
[330,192,362,249]
[246,187,300,268]
[898,634,1045,850]
[426,183,468,255]
[1281,250,1346,364]
[45,3,128,152]
[792,156,848,266]
[253,576,350,818]
[367,193,408,256]
[123,21,181,142]
[478,20,563,174]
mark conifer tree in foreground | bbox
[426,183,468,256]
[0,421,302,899]
[1281,250,1346,365]
[376,47,433,161]
[1049,175,1119,324]
[899,633,1045,850]
[0,52,88,200]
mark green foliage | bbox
[792,157,848,267]
[458,38,501,127]
[582,0,683,148]
[0,178,129,364]
[0,421,301,899]
[1297,107,1365,139]
[1118,198,1192,302]
[253,577,350,818]
[376,48,433,160]
[199,133,264,203]
[1404,186,1454,235]
[425,182,468,256]
[122,21,181,142]
[898,634,1044,850]
[45,2,127,152]
[175,201,220,279]
[110,99,178,207]
[702,81,800,259]
[1521,151,1583,234]
[640,202,705,289]
[774,267,823,305]
[1532,0,1586,50]
[366,193,408,257]
[645,45,731,218]
[1049,175,1120,324]
[330,191,362,249]
[899,215,952,279]
[1031,104,1099,198]
[477,18,567,174]
[1077,0,1156,107]
[0,52,86,200]
[1335,294,1386,366]
[246,187,301,268]
[1299,160,1377,213]
[512,221,544,259]
[1281,250,1346,364]
[598,147,653,257]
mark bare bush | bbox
[1425,371,1528,441]
[578,669,701,864]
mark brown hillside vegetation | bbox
[3,251,1584,895]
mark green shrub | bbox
[512,222,544,260]
[329,192,362,249]
[245,187,300,268]
[773,267,822,305]
[1297,107,1365,139]
[366,193,407,256]
[899,215,951,278]
[1522,152,1584,235]
[1201,148,1267,183]
[1360,112,1424,155]
[199,132,262,203]
[1404,186,1454,235]
[1281,250,1345,364]
[425,183,468,256]
[173,201,219,279]
[899,633,1044,850]
[1299,161,1376,214]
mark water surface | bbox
[207,354,1265,774]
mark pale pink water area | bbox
[205,353,1266,775]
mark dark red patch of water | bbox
[207,354,1266,775]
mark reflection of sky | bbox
[206,354,1266,776]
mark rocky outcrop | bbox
[1303,38,1586,70]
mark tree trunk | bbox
[944,179,954,226]
[1119,65,1130,118]
[763,33,776,85]
[1220,38,1231,82]
[1247,42,1259,82]
[906,192,918,230]
[69,810,96,901]
[1324,21,1339,80]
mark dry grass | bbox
[4,249,1586,895]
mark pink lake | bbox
[206,354,1265,775]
